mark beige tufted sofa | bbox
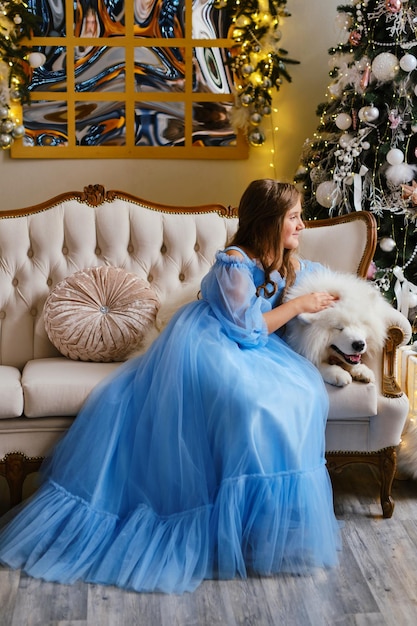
[0,185,412,517]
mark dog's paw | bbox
[350,363,375,384]
[319,363,353,387]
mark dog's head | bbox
[284,268,391,368]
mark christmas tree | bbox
[294,0,417,328]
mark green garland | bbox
[0,0,38,148]
[216,0,299,146]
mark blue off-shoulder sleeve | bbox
[200,251,271,348]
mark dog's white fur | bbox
[284,267,392,387]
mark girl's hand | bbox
[295,292,338,314]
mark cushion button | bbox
[12,278,18,286]
[179,273,185,282]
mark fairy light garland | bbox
[216,0,299,146]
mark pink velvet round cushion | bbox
[44,266,160,362]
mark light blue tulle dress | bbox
[0,249,340,593]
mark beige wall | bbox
[0,0,340,211]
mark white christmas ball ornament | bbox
[400,54,417,73]
[315,181,341,208]
[28,52,46,68]
[339,133,353,148]
[364,106,379,122]
[358,105,379,122]
[371,53,399,82]
[379,237,396,252]
[386,148,404,165]
[335,113,352,130]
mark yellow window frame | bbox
[11,0,248,159]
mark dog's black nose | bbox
[352,340,365,352]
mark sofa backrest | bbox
[0,185,239,369]
[0,185,377,371]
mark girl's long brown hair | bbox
[229,179,301,298]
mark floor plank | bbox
[1,466,417,626]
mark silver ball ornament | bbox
[250,113,262,126]
[248,128,265,146]
[240,94,252,107]
[0,106,9,120]
[12,125,25,138]
[1,120,14,134]
[0,133,13,149]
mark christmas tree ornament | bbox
[359,105,379,122]
[371,52,399,81]
[399,54,417,73]
[339,133,353,148]
[386,147,404,165]
[379,237,396,252]
[385,0,402,12]
[315,181,341,208]
[335,112,352,130]
[248,128,265,146]
[0,133,13,149]
[12,124,25,138]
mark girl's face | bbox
[281,199,305,250]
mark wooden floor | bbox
[1,466,417,626]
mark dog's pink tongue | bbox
[348,354,361,363]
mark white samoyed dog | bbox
[284,267,393,387]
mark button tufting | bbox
[27,249,34,258]
[148,274,153,282]
[95,247,101,255]
[47,278,53,286]
[12,278,18,287]
[161,244,167,254]
[179,273,185,282]
[0,311,5,319]
[100,305,109,314]
[127,244,134,253]
[194,243,200,252]
[30,308,37,317]
[62,246,68,255]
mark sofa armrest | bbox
[382,310,412,398]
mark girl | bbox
[0,179,340,593]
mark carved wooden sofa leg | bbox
[326,447,397,519]
[0,453,44,509]
[379,446,396,519]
